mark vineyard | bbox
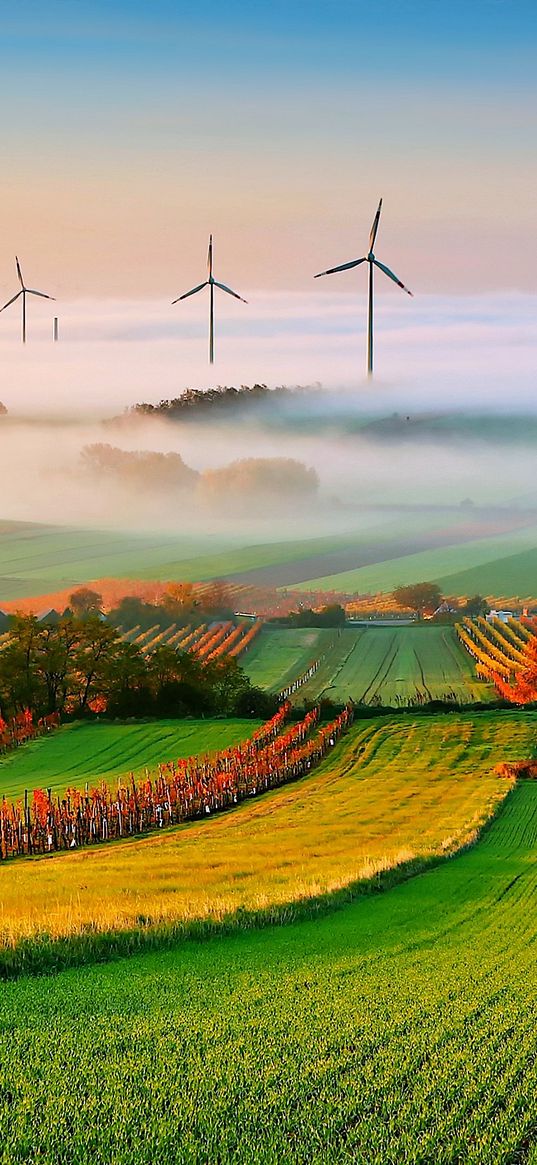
[0,703,352,860]
[118,617,262,661]
[457,615,536,682]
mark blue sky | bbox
[0,0,536,296]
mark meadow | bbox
[0,710,533,969]
[0,719,259,802]
[0,778,536,1162]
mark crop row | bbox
[457,616,536,685]
[0,702,353,860]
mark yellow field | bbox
[1,710,533,961]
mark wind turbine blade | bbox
[27,289,55,300]
[373,258,413,296]
[0,290,22,312]
[314,257,366,278]
[15,256,24,288]
[207,235,213,279]
[171,281,208,304]
[369,199,383,250]
[213,280,247,303]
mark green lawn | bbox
[0,719,259,802]
[0,774,536,1162]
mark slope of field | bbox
[0,710,533,956]
[240,625,334,691]
[296,625,488,705]
[0,518,392,603]
[292,523,537,595]
[438,544,537,599]
[1,778,536,1161]
[0,719,259,802]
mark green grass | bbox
[437,544,537,599]
[297,625,489,705]
[291,524,537,595]
[241,625,335,691]
[0,710,533,961]
[0,517,397,601]
[0,774,536,1161]
[0,719,259,802]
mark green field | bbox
[298,625,488,704]
[0,709,532,959]
[3,510,537,604]
[292,523,537,596]
[0,719,259,802]
[241,625,334,691]
[244,624,488,704]
[1,762,536,1160]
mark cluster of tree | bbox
[124,384,310,421]
[271,604,346,628]
[392,583,490,621]
[0,614,274,722]
[80,443,317,508]
[199,458,318,509]
[80,444,197,491]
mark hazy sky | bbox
[1,0,536,300]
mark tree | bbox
[162,582,196,616]
[69,587,104,617]
[462,595,490,618]
[0,402,7,416]
[392,582,443,620]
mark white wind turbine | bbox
[315,199,412,376]
[0,257,55,343]
[172,235,247,363]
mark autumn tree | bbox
[69,587,104,617]
[392,582,443,620]
[162,582,196,617]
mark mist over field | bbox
[0,288,535,535]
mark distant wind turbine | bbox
[0,257,55,343]
[172,235,247,364]
[315,199,413,376]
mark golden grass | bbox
[1,711,533,951]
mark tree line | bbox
[0,614,274,722]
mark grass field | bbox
[292,523,537,595]
[1,772,536,1161]
[297,625,489,705]
[0,719,259,802]
[0,710,533,963]
[438,544,537,599]
[0,518,394,602]
[241,625,334,691]
[243,624,488,704]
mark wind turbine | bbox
[315,199,412,376]
[172,235,247,364]
[0,257,55,343]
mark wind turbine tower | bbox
[0,257,55,343]
[172,235,247,364]
[315,199,412,376]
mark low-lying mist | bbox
[2,386,537,540]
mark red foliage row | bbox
[0,704,353,860]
